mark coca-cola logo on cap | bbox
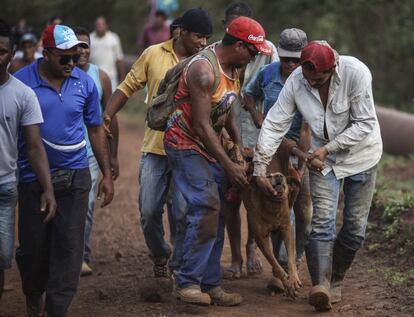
[248,34,264,43]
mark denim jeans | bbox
[138,153,186,263]
[16,168,91,317]
[309,165,377,251]
[0,182,18,269]
[83,156,101,264]
[165,146,227,288]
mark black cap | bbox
[180,8,213,35]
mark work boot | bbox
[81,261,93,276]
[173,284,211,306]
[26,294,45,317]
[330,239,357,304]
[203,286,242,306]
[306,240,334,312]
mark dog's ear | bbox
[287,176,301,209]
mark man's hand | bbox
[103,115,113,139]
[40,189,57,223]
[244,103,264,129]
[110,156,120,180]
[255,176,277,196]
[225,162,249,188]
[97,175,114,207]
[307,146,328,171]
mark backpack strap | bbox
[199,49,221,94]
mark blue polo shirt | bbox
[15,58,102,182]
[244,61,303,143]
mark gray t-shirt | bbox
[0,75,43,184]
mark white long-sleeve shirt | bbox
[253,55,383,179]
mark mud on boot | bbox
[203,286,242,306]
[306,240,333,312]
[330,239,357,304]
[173,284,211,306]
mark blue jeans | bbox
[166,146,227,288]
[309,165,377,251]
[83,156,101,264]
[0,182,18,269]
[138,153,186,263]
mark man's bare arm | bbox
[100,69,119,179]
[188,60,247,187]
[23,124,56,222]
[116,59,126,83]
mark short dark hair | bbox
[222,33,241,46]
[49,15,63,24]
[0,19,14,49]
[224,2,252,19]
[155,10,168,19]
[72,26,90,39]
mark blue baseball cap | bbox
[43,24,87,50]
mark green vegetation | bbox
[2,0,414,111]
[371,154,414,239]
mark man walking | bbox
[73,26,119,276]
[164,16,271,306]
[254,41,382,311]
[244,28,312,292]
[0,19,56,301]
[90,16,125,91]
[103,8,213,279]
[14,24,114,316]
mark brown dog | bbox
[223,138,306,298]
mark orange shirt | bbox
[164,46,240,162]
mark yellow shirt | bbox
[117,39,178,155]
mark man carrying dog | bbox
[164,16,271,306]
[253,41,382,311]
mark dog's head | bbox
[267,172,301,201]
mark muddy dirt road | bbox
[0,115,411,317]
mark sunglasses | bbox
[280,57,301,64]
[48,49,81,65]
[243,42,259,58]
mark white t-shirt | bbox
[90,30,124,90]
[0,75,43,184]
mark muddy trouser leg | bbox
[331,165,378,303]
[294,169,312,262]
[138,153,172,262]
[17,169,91,317]
[306,169,341,311]
[83,156,101,264]
[166,146,223,288]
[0,182,18,299]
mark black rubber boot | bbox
[306,240,334,312]
[330,239,357,304]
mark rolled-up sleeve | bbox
[117,50,149,97]
[325,67,377,153]
[253,77,297,176]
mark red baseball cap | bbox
[43,24,87,50]
[226,17,272,56]
[300,41,336,72]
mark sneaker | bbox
[153,263,169,278]
[203,286,242,306]
[80,262,93,276]
[174,284,211,306]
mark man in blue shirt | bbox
[243,28,312,293]
[14,25,114,317]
